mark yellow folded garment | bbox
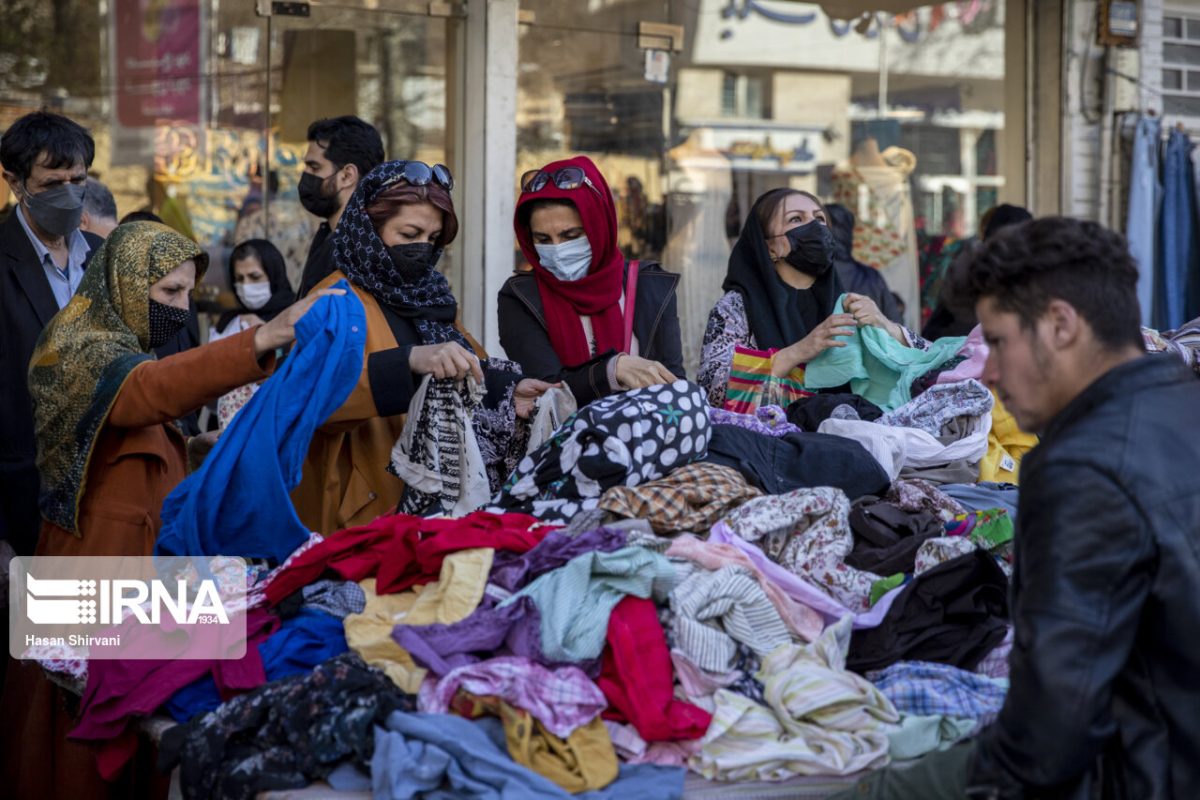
[452,691,619,793]
[344,548,493,693]
[979,391,1038,484]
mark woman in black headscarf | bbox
[698,188,919,408]
[210,239,296,426]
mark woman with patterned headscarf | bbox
[27,221,332,559]
[293,159,554,533]
[4,221,330,799]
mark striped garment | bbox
[669,565,794,673]
[389,375,489,516]
[691,616,898,781]
[724,345,812,415]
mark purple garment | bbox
[706,405,803,438]
[419,656,607,738]
[394,596,602,678]
[489,526,628,594]
[707,522,902,630]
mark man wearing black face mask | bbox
[0,111,102,557]
[296,116,385,297]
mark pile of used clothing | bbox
[36,350,1026,798]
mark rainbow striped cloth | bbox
[723,346,812,415]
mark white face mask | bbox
[236,281,272,310]
[534,236,592,282]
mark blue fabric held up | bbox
[1160,128,1200,330]
[1127,114,1162,326]
[370,711,685,800]
[156,281,366,562]
[803,294,967,412]
[165,607,348,722]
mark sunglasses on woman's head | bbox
[382,161,454,192]
[519,166,603,199]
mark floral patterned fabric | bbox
[157,653,416,800]
[721,487,883,612]
[879,379,994,437]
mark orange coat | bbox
[35,327,274,559]
[2,327,272,800]
[292,272,485,534]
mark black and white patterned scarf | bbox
[332,160,466,347]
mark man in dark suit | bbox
[0,111,102,556]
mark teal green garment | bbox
[886,714,976,760]
[803,294,968,412]
[499,546,676,663]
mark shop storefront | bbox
[0,0,1029,365]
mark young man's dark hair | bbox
[306,116,385,179]
[958,216,1143,351]
[0,110,95,182]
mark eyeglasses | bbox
[519,166,603,199]
[382,161,454,192]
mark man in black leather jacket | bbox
[833,216,1200,799]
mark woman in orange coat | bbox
[1,221,333,797]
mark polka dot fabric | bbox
[490,380,712,523]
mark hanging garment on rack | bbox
[1159,128,1200,331]
[1126,114,1162,326]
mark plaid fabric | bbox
[598,462,762,535]
[422,656,607,738]
[867,660,1007,722]
[724,346,811,415]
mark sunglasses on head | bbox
[382,161,454,192]
[519,166,603,199]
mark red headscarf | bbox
[514,155,624,367]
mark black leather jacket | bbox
[968,354,1200,800]
[497,260,685,406]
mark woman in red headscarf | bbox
[499,156,685,406]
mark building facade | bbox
[0,0,1169,364]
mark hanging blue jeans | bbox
[1126,115,1161,326]
[1160,129,1200,330]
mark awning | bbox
[808,1,930,20]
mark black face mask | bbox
[148,300,191,348]
[782,220,835,278]
[298,172,340,219]
[388,242,442,282]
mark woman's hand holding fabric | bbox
[409,342,485,383]
[253,287,346,357]
[615,355,676,389]
[845,292,905,344]
[772,313,856,376]
[513,378,559,419]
